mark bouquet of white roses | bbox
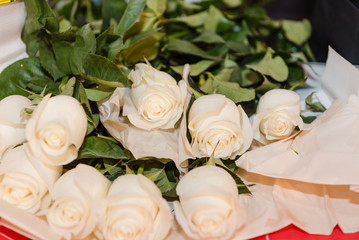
[3,0,345,239]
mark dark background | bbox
[265,0,359,65]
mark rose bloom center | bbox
[0,173,42,210]
[261,112,296,139]
[200,125,242,158]
[139,86,176,122]
[38,122,69,155]
[192,207,230,238]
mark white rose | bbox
[174,165,245,240]
[0,145,61,214]
[99,174,173,240]
[124,63,187,130]
[0,95,32,158]
[188,94,253,159]
[47,164,111,240]
[253,89,303,144]
[25,94,87,166]
[98,65,194,170]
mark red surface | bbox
[251,225,359,240]
[0,226,30,240]
[0,224,359,240]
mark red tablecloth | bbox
[1,224,359,240]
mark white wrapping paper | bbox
[0,1,27,72]
[234,47,359,239]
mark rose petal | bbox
[48,164,110,239]
[0,95,32,158]
[26,94,87,165]
[176,166,238,198]
[256,89,301,114]
[102,174,173,240]
[0,146,60,214]
[0,95,32,124]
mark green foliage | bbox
[83,54,129,87]
[78,136,127,160]
[117,0,147,36]
[282,19,311,46]
[247,50,289,82]
[305,92,326,112]
[0,58,52,100]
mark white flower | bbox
[0,145,61,214]
[188,94,253,159]
[25,94,87,166]
[98,65,194,170]
[47,164,111,240]
[99,174,173,240]
[174,166,245,240]
[124,63,187,130]
[0,95,32,158]
[253,89,303,144]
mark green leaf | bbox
[240,68,262,87]
[193,30,225,44]
[200,77,214,94]
[226,168,251,194]
[0,57,51,100]
[255,75,280,95]
[301,115,317,124]
[305,92,326,112]
[75,24,97,53]
[71,24,97,75]
[166,11,207,28]
[78,83,96,129]
[213,80,255,103]
[60,77,76,96]
[125,163,135,174]
[103,159,122,176]
[227,41,251,55]
[96,25,117,55]
[204,5,223,32]
[223,0,243,8]
[282,19,311,45]
[286,63,307,90]
[78,136,127,159]
[81,75,127,88]
[27,76,61,95]
[86,113,100,135]
[171,60,215,76]
[85,88,113,101]
[123,29,158,50]
[146,0,167,16]
[52,41,73,75]
[246,50,289,82]
[206,73,255,103]
[59,18,72,32]
[121,32,165,65]
[22,0,59,56]
[167,39,218,60]
[108,38,124,60]
[39,43,66,80]
[102,0,127,29]
[214,68,234,82]
[291,52,309,64]
[305,43,316,62]
[144,168,176,193]
[83,54,129,87]
[117,0,147,36]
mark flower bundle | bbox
[0,0,315,239]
